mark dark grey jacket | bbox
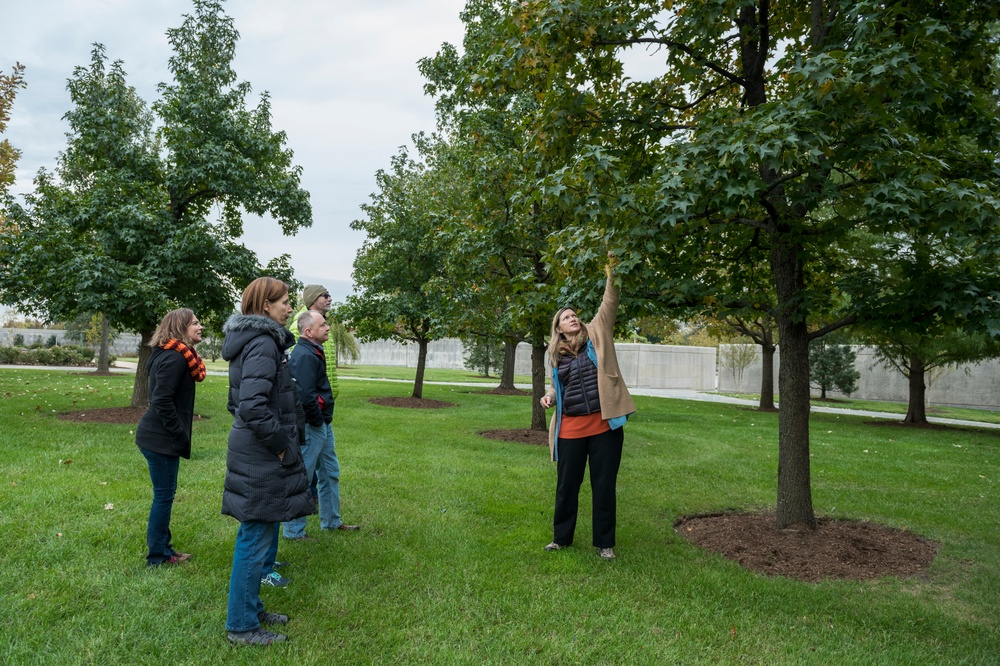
[290,337,334,427]
[220,314,314,523]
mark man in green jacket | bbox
[284,284,358,535]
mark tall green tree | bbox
[421,27,583,429]
[868,330,1000,424]
[472,0,1000,527]
[344,146,449,400]
[0,62,26,201]
[0,0,310,406]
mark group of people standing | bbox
[133,256,634,648]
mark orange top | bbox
[558,412,611,440]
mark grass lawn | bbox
[0,368,997,664]
[718,391,1000,425]
[115,357,530,385]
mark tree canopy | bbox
[0,0,310,405]
[0,62,27,201]
[449,0,1000,527]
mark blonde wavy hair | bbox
[547,306,589,367]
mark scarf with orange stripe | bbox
[161,339,207,382]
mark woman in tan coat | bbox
[540,257,636,560]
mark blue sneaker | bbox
[260,571,290,588]
[273,561,288,570]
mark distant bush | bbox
[0,344,104,367]
[12,334,24,347]
[45,334,58,348]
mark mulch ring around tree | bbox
[675,512,939,582]
[57,407,206,424]
[368,397,457,409]
[479,429,548,446]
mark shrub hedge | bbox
[0,344,104,366]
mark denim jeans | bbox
[139,447,180,566]
[260,524,280,577]
[226,521,275,632]
[283,422,341,537]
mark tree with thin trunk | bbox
[344,146,448,400]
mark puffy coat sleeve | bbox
[236,337,290,456]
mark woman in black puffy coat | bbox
[136,308,205,567]
[221,277,313,647]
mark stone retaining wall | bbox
[718,344,1000,410]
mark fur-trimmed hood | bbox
[222,313,295,361]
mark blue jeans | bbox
[226,521,275,632]
[283,422,341,537]
[139,447,180,566]
[260,525,280,577]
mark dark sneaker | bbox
[324,524,359,531]
[544,542,566,551]
[258,611,289,626]
[227,627,287,646]
[273,561,288,570]
[283,534,317,542]
[260,572,290,588]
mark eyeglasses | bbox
[321,293,330,298]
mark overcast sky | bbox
[3,0,469,304]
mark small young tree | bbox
[463,337,504,378]
[719,342,758,393]
[198,335,223,363]
[809,343,860,399]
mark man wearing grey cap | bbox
[282,284,359,541]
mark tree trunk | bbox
[96,313,111,373]
[498,339,517,390]
[771,241,816,529]
[130,328,154,408]
[412,338,428,399]
[759,342,776,410]
[903,353,927,424]
[530,343,546,431]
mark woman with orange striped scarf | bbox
[136,308,206,567]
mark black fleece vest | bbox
[558,352,601,416]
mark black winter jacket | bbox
[558,352,602,417]
[135,346,196,458]
[220,314,314,523]
[289,337,334,427]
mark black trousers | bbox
[553,426,624,549]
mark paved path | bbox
[5,363,998,430]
